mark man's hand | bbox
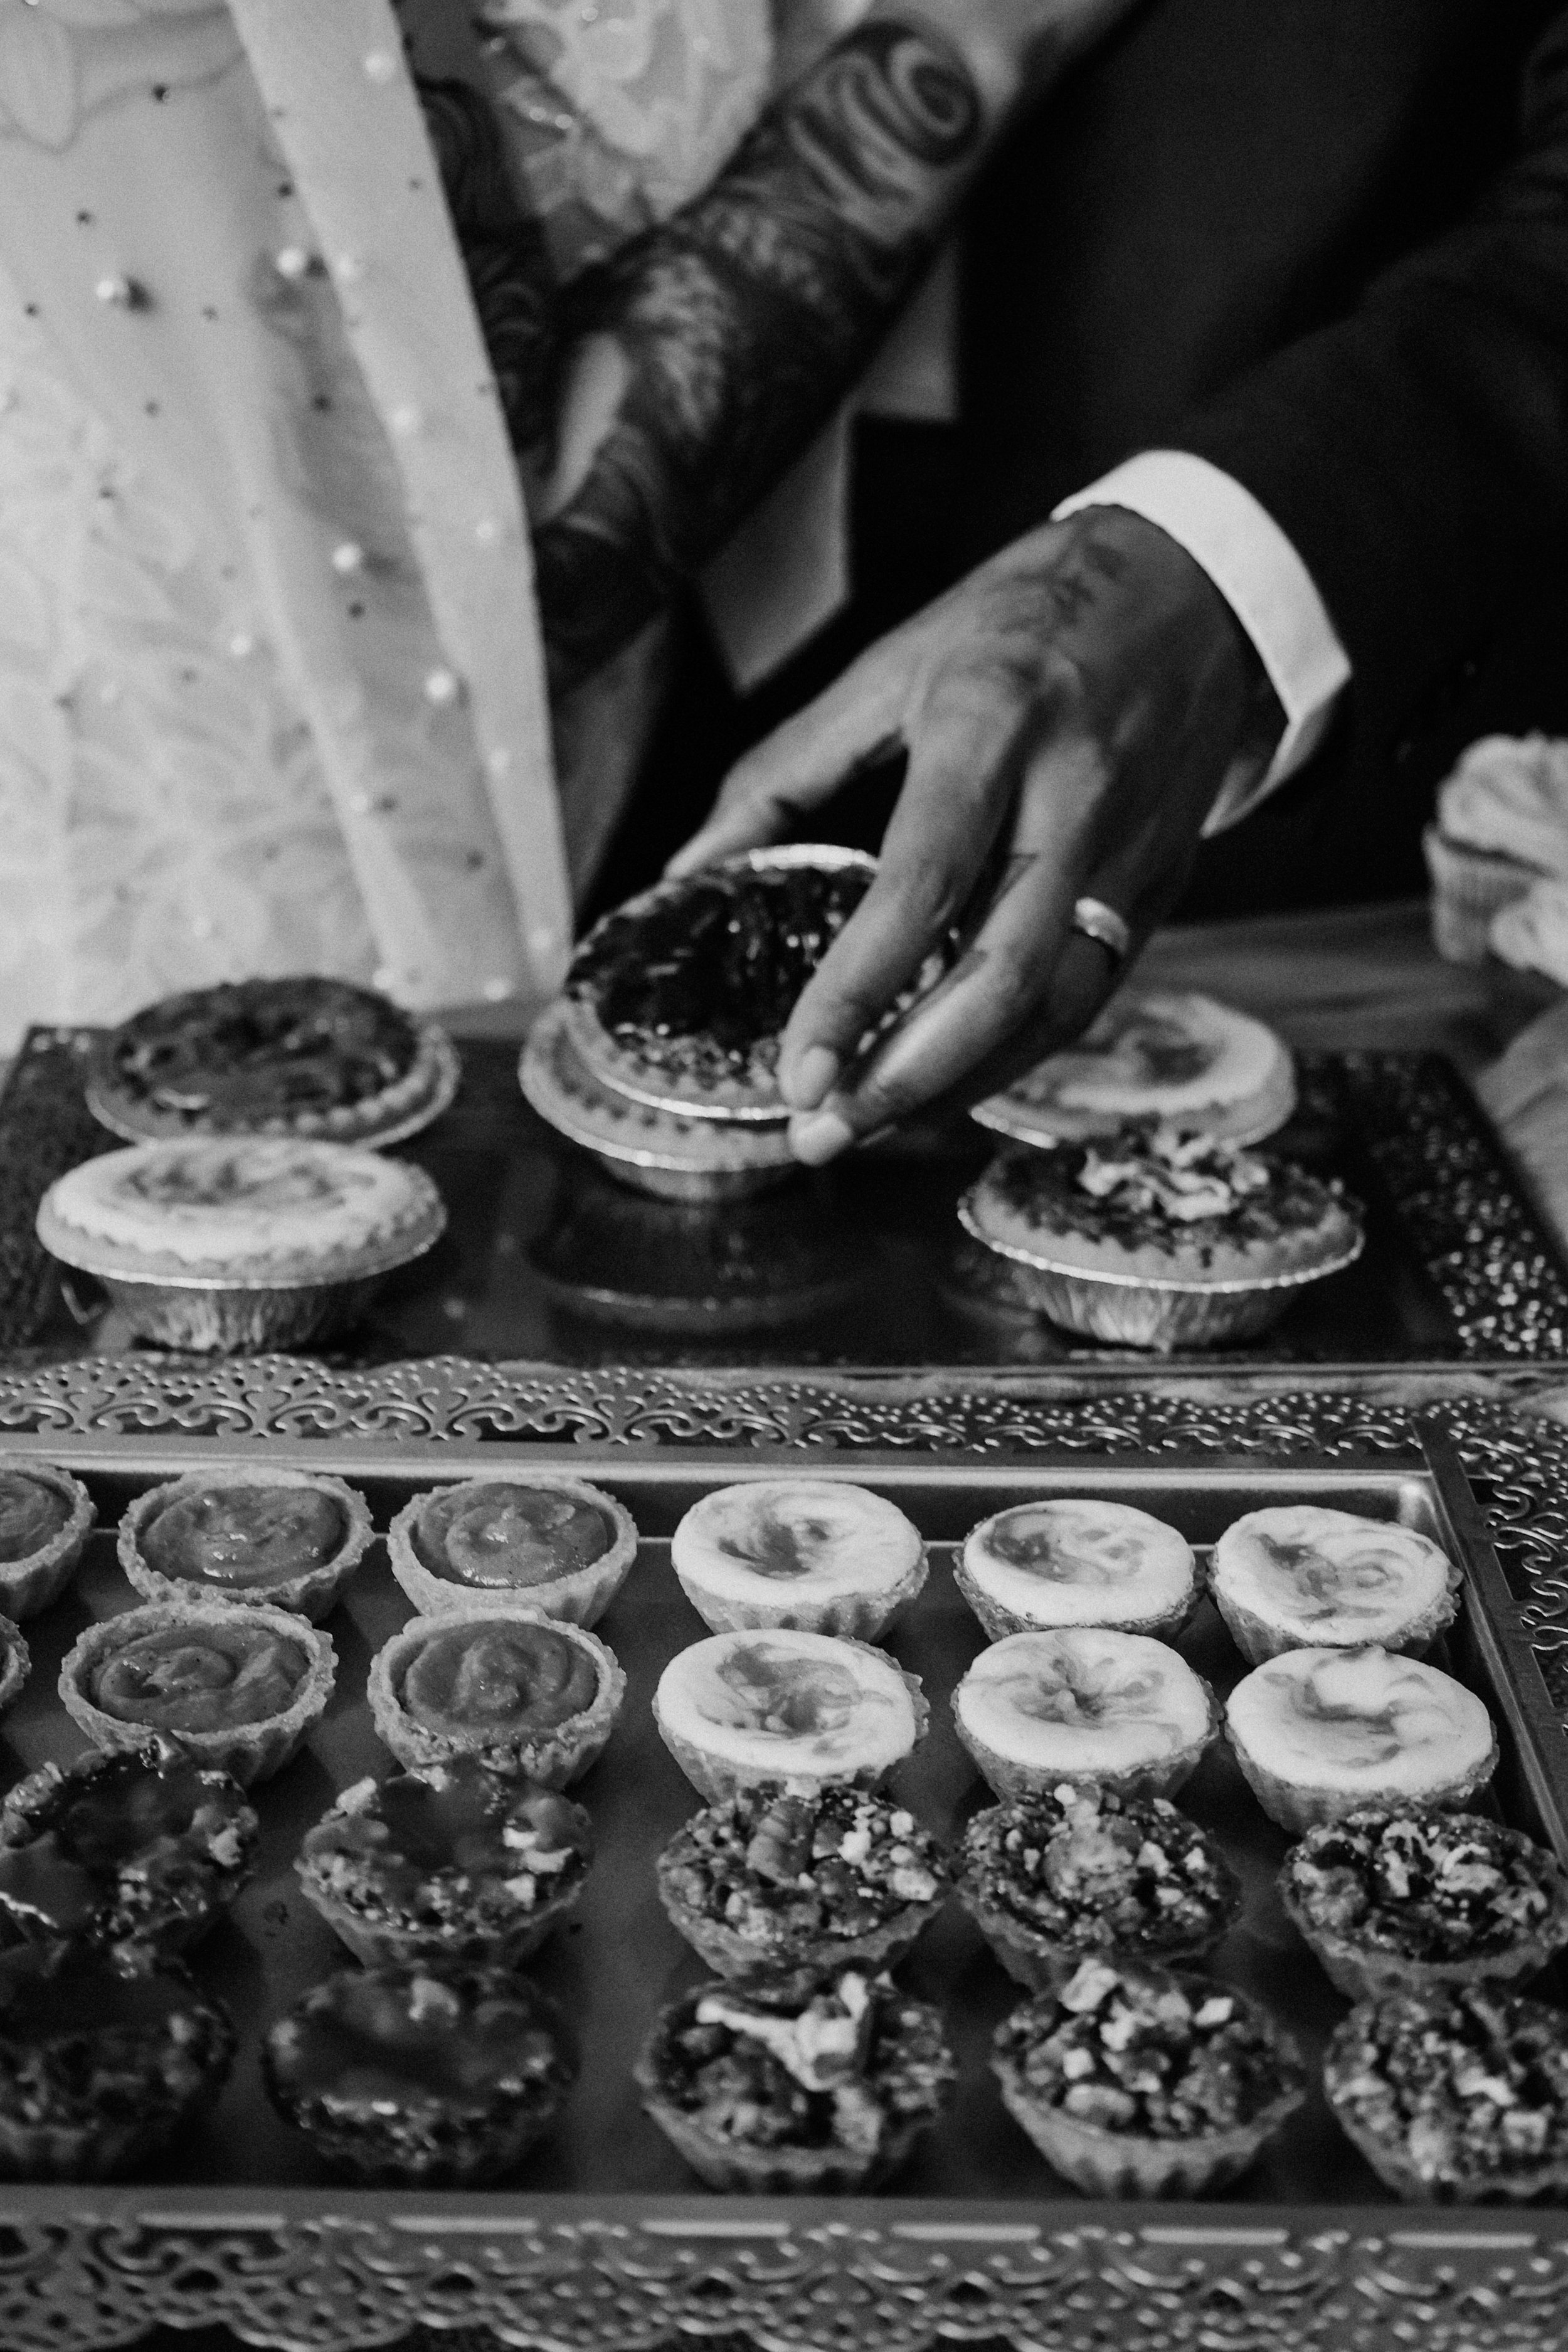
[668,509,1281,1163]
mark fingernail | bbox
[783,1044,839,1110]
[789,1108,856,1166]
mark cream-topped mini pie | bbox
[1210,1506,1460,1663]
[0,1462,95,1620]
[959,1128,1363,1350]
[60,1601,337,1786]
[951,1628,1217,1803]
[1224,1647,1497,1833]
[368,1613,625,1788]
[974,992,1296,1148]
[957,1500,1197,1641]
[670,1481,926,1640]
[654,1631,927,1804]
[119,1469,373,1623]
[388,1476,637,1628]
[88,975,459,1147]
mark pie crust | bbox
[387,1475,637,1629]
[956,1499,1197,1641]
[367,1613,626,1787]
[0,1461,95,1621]
[951,1628,1219,1802]
[119,1468,373,1623]
[653,1630,928,1803]
[670,1480,926,1640]
[1210,1505,1461,1663]
[974,990,1296,1147]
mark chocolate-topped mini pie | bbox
[88,975,459,1147]
[263,1963,575,2184]
[0,1941,236,2180]
[653,1630,928,1804]
[388,1476,637,1628]
[368,1613,625,1787]
[566,847,889,1120]
[297,1761,595,1969]
[657,1785,948,1979]
[0,1461,94,1620]
[120,1468,373,1623]
[0,1741,257,1957]
[61,1601,337,1786]
[636,1964,955,2193]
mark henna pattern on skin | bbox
[532,21,985,687]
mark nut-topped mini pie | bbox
[0,1942,236,2181]
[368,1614,625,1788]
[951,1628,1217,1803]
[974,991,1296,1149]
[958,1128,1364,1350]
[60,1601,337,1786]
[297,1761,595,1969]
[0,1742,257,1957]
[992,1956,1306,2198]
[119,1469,373,1623]
[88,975,459,1147]
[1225,1647,1498,1833]
[1279,1809,1568,2000]
[956,1499,1198,1642]
[263,1963,575,2185]
[564,847,879,1119]
[1324,1984,1568,2201]
[670,1481,927,1640]
[653,1631,928,1804]
[636,1964,955,2193]
[0,1461,95,1620]
[1210,1506,1461,1663]
[958,1784,1242,1991]
[657,1785,948,1979]
[388,1476,637,1628]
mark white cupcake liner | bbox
[367,1613,626,1788]
[653,1645,929,1805]
[0,1463,95,1621]
[386,1476,638,1629]
[951,1670,1221,1806]
[118,1468,373,1624]
[1424,825,1539,965]
[1226,1720,1499,1835]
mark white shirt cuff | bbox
[1053,450,1352,832]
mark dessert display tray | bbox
[4,1027,1568,1369]
[1,1421,1568,2351]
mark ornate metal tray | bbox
[3,1402,1568,2352]
[5,1027,1568,1368]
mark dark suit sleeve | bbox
[1176,9,1568,760]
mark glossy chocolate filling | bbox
[398,1623,600,1740]
[107,978,417,1121]
[90,1622,311,1733]
[306,1763,592,1897]
[0,1945,197,2043]
[278,1972,561,2104]
[0,1471,71,1564]
[413,1485,612,1590]
[140,1485,347,1590]
[571,866,871,1082]
[0,1752,242,1936]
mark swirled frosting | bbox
[140,1485,347,1591]
[1213,1507,1453,1648]
[89,1619,313,1734]
[672,1481,921,1610]
[953,1629,1211,1779]
[963,1500,1195,1629]
[396,1622,602,1742]
[657,1632,918,1781]
[1226,1648,1495,1800]
[0,1471,71,1564]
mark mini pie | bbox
[263,1963,575,2185]
[992,1956,1306,2198]
[564,849,877,1118]
[958,1128,1364,1351]
[956,1498,1197,1641]
[1279,1809,1568,2001]
[60,1600,337,1786]
[88,974,458,1147]
[0,1740,257,1957]
[657,1784,948,1979]
[1325,1984,1568,2201]
[974,990,1296,1148]
[1224,1646,1498,1833]
[0,1618,28,1722]
[0,1942,235,2180]
[0,1461,95,1620]
[119,1468,373,1623]
[296,1759,595,1969]
[653,1631,928,1803]
[368,1613,625,1788]
[670,1480,927,1640]
[950,1628,1217,1803]
[1210,1505,1460,1663]
[636,1964,955,2193]
[958,1783,1242,1991]
[388,1476,637,1628]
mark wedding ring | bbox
[1071,895,1132,965]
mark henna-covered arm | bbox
[532,1,1137,690]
